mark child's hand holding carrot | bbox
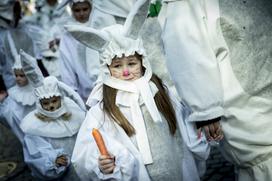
[98,154,115,174]
[92,128,115,174]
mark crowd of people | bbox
[0,0,271,181]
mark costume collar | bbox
[21,97,85,138]
[8,84,36,106]
[86,76,162,164]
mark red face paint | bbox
[123,70,129,76]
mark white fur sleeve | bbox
[169,89,211,160]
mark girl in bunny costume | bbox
[18,50,86,180]
[57,0,136,102]
[68,0,209,180]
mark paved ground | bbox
[0,123,32,181]
[202,146,236,181]
[0,122,235,181]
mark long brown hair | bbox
[102,74,177,137]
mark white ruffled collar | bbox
[87,75,161,165]
[8,84,36,106]
[20,97,86,138]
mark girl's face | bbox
[40,96,61,112]
[72,1,91,23]
[109,54,143,81]
[14,69,28,87]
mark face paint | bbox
[123,69,130,76]
[40,96,61,112]
[109,54,143,81]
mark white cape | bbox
[20,97,85,138]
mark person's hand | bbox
[201,121,223,141]
[98,154,115,174]
[0,91,8,102]
[55,155,68,167]
[197,120,224,141]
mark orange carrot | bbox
[92,128,109,156]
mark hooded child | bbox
[0,51,37,143]
[19,50,87,180]
[58,0,101,103]
[67,0,210,180]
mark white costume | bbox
[0,0,36,143]
[4,52,36,143]
[20,77,86,180]
[158,0,224,122]
[0,0,17,88]
[59,28,100,102]
[0,50,76,180]
[19,50,86,180]
[58,0,103,102]
[91,0,135,27]
[67,0,209,180]
[159,0,272,180]
[58,0,137,102]
[0,50,39,144]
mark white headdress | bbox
[66,0,161,165]
[20,76,86,138]
[20,49,44,88]
[20,52,86,138]
[8,50,36,106]
[12,54,22,70]
[20,49,86,112]
[57,0,92,11]
[66,0,153,82]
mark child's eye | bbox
[128,62,137,66]
[113,64,121,68]
[42,102,49,105]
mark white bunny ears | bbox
[20,49,44,88]
[65,0,152,85]
[65,0,150,54]
[20,49,86,110]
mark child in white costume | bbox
[159,0,272,180]
[57,0,102,102]
[67,0,209,180]
[8,53,36,119]
[19,51,87,180]
[1,52,37,143]
[57,0,136,102]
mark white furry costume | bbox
[159,0,272,180]
[19,50,86,180]
[66,0,209,180]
